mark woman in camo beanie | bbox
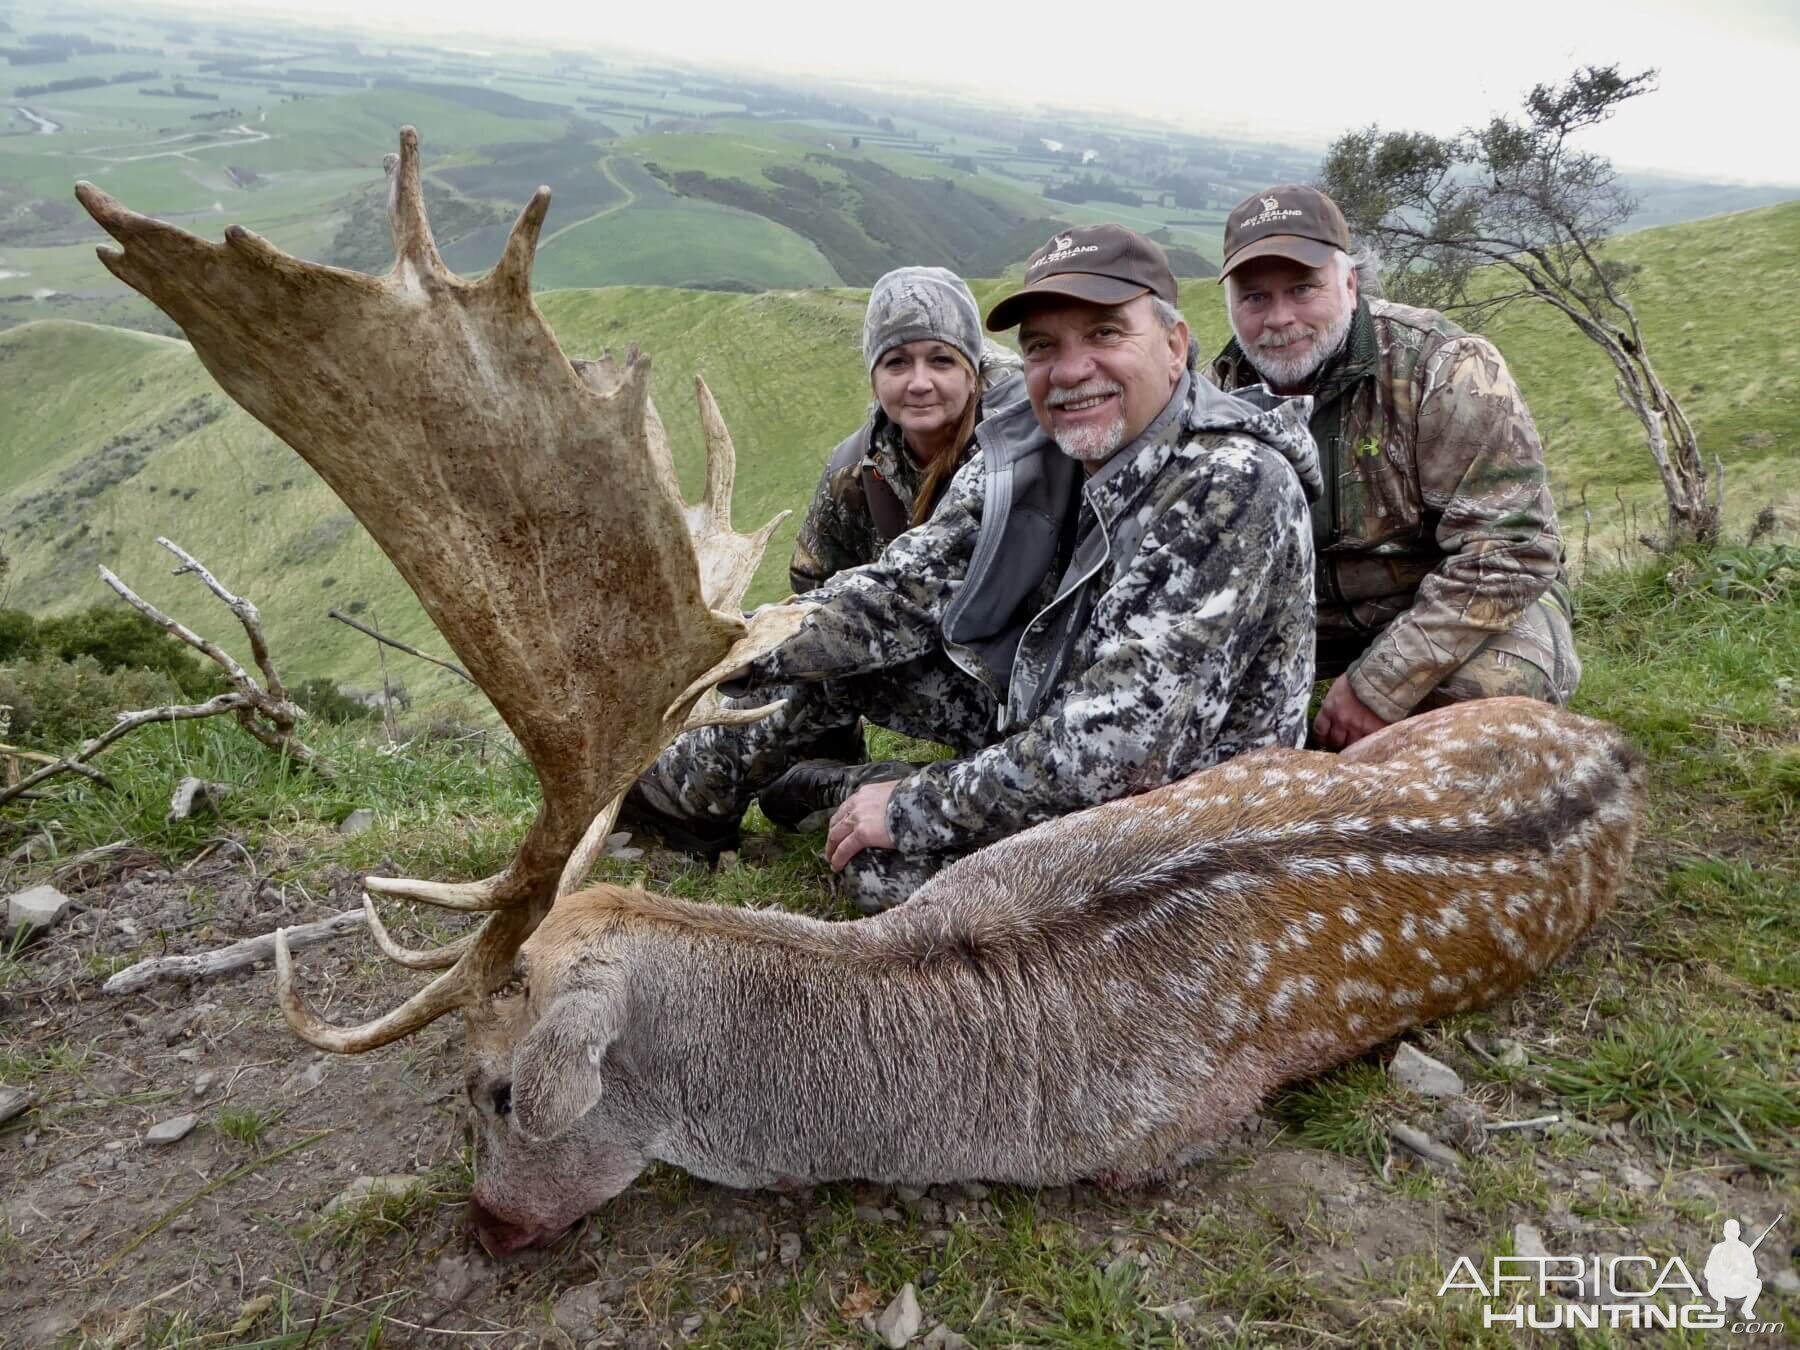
[789,267,1022,595]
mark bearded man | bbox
[1207,185,1579,750]
[624,225,1320,911]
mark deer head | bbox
[74,128,807,1052]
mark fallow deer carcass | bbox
[77,134,1645,1259]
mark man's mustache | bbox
[1047,380,1124,408]
[1256,326,1318,351]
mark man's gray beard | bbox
[1239,302,1354,390]
[1055,415,1126,463]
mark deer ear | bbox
[511,980,626,1142]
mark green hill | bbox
[1,203,1793,715]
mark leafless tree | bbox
[1321,66,1718,544]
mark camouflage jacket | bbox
[788,343,1024,594]
[1208,298,1567,722]
[737,373,1320,854]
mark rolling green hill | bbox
[1,203,1793,718]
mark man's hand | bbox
[1313,676,1391,751]
[826,780,898,870]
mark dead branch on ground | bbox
[0,540,331,808]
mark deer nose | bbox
[490,1081,512,1118]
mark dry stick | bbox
[326,609,472,683]
[102,908,366,995]
[0,694,249,808]
[372,607,397,744]
[0,741,112,789]
[99,545,331,775]
[99,1129,332,1276]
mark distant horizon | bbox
[105,0,1800,190]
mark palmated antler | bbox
[77,128,805,1051]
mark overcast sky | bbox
[163,0,1799,185]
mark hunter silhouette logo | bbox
[1705,1217,1778,1319]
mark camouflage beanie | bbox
[862,267,983,374]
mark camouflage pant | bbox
[634,654,998,911]
[1411,590,1581,712]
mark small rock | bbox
[192,1070,220,1099]
[1513,1222,1550,1260]
[552,1282,608,1335]
[679,1313,704,1336]
[1492,1037,1529,1068]
[777,1231,802,1267]
[1149,1298,1205,1325]
[6,884,71,938]
[164,1002,217,1044]
[955,1181,989,1201]
[167,776,230,823]
[876,1283,922,1348]
[1616,1163,1657,1193]
[283,1059,329,1095]
[174,1047,200,1064]
[0,1086,32,1125]
[853,1204,887,1225]
[924,1228,952,1246]
[715,849,739,869]
[145,1113,198,1145]
[1390,1043,1464,1098]
[921,1325,970,1350]
[325,1174,420,1214]
[893,1184,925,1205]
[338,808,376,836]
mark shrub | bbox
[30,605,225,700]
[289,677,376,724]
[0,656,190,750]
[0,609,36,663]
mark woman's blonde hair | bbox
[905,348,981,528]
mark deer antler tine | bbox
[222,223,289,269]
[695,376,736,521]
[74,181,216,288]
[386,125,444,276]
[488,186,552,299]
[275,925,473,1052]
[364,894,480,970]
[365,873,505,911]
[680,692,788,736]
[556,793,626,900]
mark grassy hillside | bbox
[1,204,1792,716]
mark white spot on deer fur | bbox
[1359,930,1384,958]
[1416,945,1439,966]
[1307,911,1327,931]
[1284,857,1341,879]
[1339,905,1360,925]
[1282,922,1308,949]
[1387,987,1422,1007]
[1430,974,1454,994]
[1336,978,1381,1007]
[1245,941,1270,985]
[1267,975,1316,1020]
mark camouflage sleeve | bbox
[1348,336,1564,722]
[749,455,987,682]
[885,440,1314,854]
[788,461,869,595]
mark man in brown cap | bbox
[1206,185,1579,750]
[629,224,1322,912]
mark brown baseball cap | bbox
[1218,185,1350,283]
[985,224,1177,331]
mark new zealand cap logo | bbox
[1260,196,1279,212]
